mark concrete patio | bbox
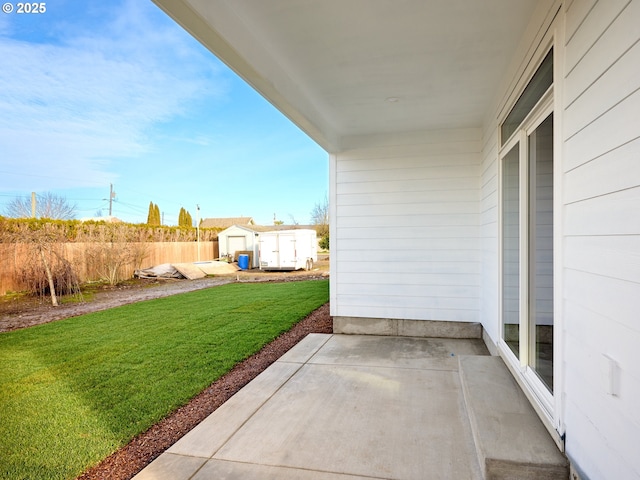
[133,334,567,480]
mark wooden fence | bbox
[0,241,219,296]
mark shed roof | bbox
[218,224,318,235]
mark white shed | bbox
[258,229,318,271]
[216,225,260,268]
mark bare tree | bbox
[86,225,148,285]
[310,194,329,250]
[5,192,77,219]
[1,222,80,306]
[288,214,299,226]
[310,194,329,236]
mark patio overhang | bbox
[151,0,539,152]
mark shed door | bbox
[278,234,297,267]
[227,236,246,257]
[260,234,279,268]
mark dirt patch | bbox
[0,260,329,333]
[0,277,230,332]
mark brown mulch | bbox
[76,302,332,480]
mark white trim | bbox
[497,134,505,350]
[523,366,554,415]
[522,90,554,135]
[500,124,521,156]
[497,340,565,451]
[518,129,528,370]
[329,153,338,317]
[551,20,566,438]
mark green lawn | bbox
[0,279,329,480]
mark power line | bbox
[0,193,32,198]
[0,192,105,202]
[115,201,147,214]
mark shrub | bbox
[318,233,329,251]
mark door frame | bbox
[497,38,565,447]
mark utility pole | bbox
[31,192,36,218]
[196,204,201,262]
[108,184,116,216]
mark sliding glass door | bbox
[501,108,554,395]
[500,49,555,400]
[502,143,521,359]
[528,114,554,392]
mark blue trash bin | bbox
[238,254,249,270]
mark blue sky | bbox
[0,1,328,226]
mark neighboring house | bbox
[152,1,640,479]
[80,216,122,223]
[200,217,254,228]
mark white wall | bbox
[562,1,640,478]
[480,128,500,343]
[331,129,482,323]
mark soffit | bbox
[152,0,538,152]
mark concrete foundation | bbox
[333,316,483,339]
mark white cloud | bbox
[0,0,227,192]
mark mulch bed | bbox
[76,302,332,480]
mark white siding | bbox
[480,128,499,343]
[332,130,481,322]
[562,1,640,478]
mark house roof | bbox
[80,216,122,223]
[200,217,254,228]
[218,224,318,235]
[251,224,316,232]
[152,0,540,152]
